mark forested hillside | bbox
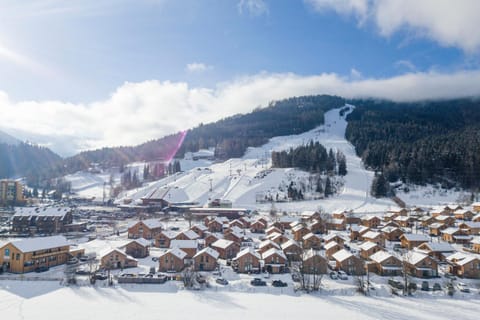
[345,98,480,189]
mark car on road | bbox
[388,279,404,290]
[67,257,79,265]
[250,278,267,286]
[457,282,470,293]
[34,266,49,273]
[216,278,228,285]
[329,271,338,280]
[337,271,348,280]
[432,283,442,291]
[272,280,287,287]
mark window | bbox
[4,248,9,256]
[16,253,20,261]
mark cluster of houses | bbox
[1,204,480,283]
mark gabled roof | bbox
[362,231,381,239]
[193,247,219,260]
[280,239,301,250]
[161,248,188,260]
[332,249,353,262]
[259,239,281,250]
[191,224,208,231]
[369,251,394,264]
[100,248,137,262]
[235,247,261,260]
[303,249,326,261]
[324,233,344,242]
[441,227,460,235]
[211,239,235,249]
[128,218,163,230]
[170,240,198,249]
[262,248,287,260]
[130,238,151,247]
[160,230,178,239]
[324,241,339,250]
[359,241,379,251]
[401,233,429,242]
[417,242,455,252]
[9,235,69,253]
[14,206,70,218]
[179,229,200,240]
[303,232,320,241]
[406,251,428,265]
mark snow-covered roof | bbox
[262,248,287,260]
[435,215,453,221]
[359,241,378,251]
[131,238,151,247]
[401,234,429,242]
[362,231,381,239]
[324,233,344,242]
[324,241,339,250]
[454,255,478,266]
[160,230,178,239]
[369,251,393,264]
[211,239,234,249]
[170,240,198,249]
[459,222,480,229]
[291,224,306,232]
[280,239,301,250]
[180,229,200,240]
[303,249,325,261]
[193,247,219,260]
[381,226,400,233]
[441,227,460,235]
[128,218,163,230]
[407,251,428,265]
[418,242,455,252]
[9,235,69,253]
[303,232,320,241]
[235,247,261,260]
[14,207,70,218]
[332,249,353,262]
[301,211,317,218]
[100,248,137,262]
[162,248,187,260]
[259,239,280,250]
[192,224,208,231]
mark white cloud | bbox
[306,0,480,53]
[350,68,362,79]
[185,62,212,73]
[394,60,417,72]
[1,69,480,156]
[237,0,269,17]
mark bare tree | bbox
[292,249,325,292]
[182,266,197,289]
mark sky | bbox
[0,0,479,156]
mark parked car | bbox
[337,271,348,280]
[444,273,457,280]
[329,271,338,280]
[151,257,159,262]
[457,282,470,293]
[272,280,287,287]
[94,273,108,280]
[67,257,79,265]
[291,273,301,282]
[432,283,442,291]
[216,278,228,285]
[79,255,90,262]
[250,278,267,286]
[388,279,404,290]
[421,281,430,291]
[393,244,402,252]
[34,266,49,273]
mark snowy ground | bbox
[0,280,479,320]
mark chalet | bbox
[190,224,208,238]
[331,211,345,220]
[394,216,414,228]
[155,230,178,248]
[175,230,200,241]
[100,249,138,269]
[368,251,402,276]
[332,249,365,275]
[458,222,480,235]
[473,202,480,213]
[250,220,267,233]
[265,225,282,236]
[447,254,480,279]
[127,219,163,239]
[258,240,281,254]
[345,213,361,225]
[300,211,321,222]
[204,232,220,247]
[278,216,298,230]
[302,249,328,275]
[158,248,187,272]
[441,228,472,244]
[419,215,436,228]
[307,219,325,234]
[12,207,73,235]
[0,236,70,273]
[400,234,429,249]
[268,232,289,245]
[327,218,346,231]
[170,240,199,258]
[381,226,404,241]
[361,215,381,229]
[324,233,345,245]
[239,217,252,228]
[280,239,303,261]
[389,208,409,216]
[434,215,455,227]
[473,213,480,222]
[350,225,370,241]
[361,231,385,247]
[207,218,224,233]
[193,247,219,271]
[139,187,171,208]
[454,209,474,221]
[302,233,322,250]
[229,219,246,229]
[428,223,446,236]
[359,241,382,260]
[262,248,287,273]
[292,224,310,242]
[324,241,343,259]
[224,229,244,243]
[405,251,438,278]
[472,239,480,253]
[233,247,261,273]
[124,238,150,258]
[416,242,455,262]
[383,212,399,222]
[211,239,240,259]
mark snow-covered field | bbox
[1,280,479,320]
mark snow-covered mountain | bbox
[0,129,20,145]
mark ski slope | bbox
[115,105,396,213]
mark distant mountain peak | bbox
[0,129,20,146]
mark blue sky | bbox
[0,0,479,155]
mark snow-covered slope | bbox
[115,105,397,213]
[0,129,20,145]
